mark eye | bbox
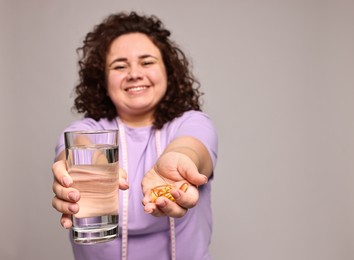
[113,64,127,70]
[142,59,155,67]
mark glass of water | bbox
[64,130,119,244]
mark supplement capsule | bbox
[150,183,189,202]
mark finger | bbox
[119,168,129,190]
[52,160,73,188]
[171,185,199,209]
[142,194,151,206]
[181,170,208,186]
[60,213,73,229]
[155,197,188,218]
[52,196,79,215]
[143,202,166,217]
[142,192,164,216]
[177,157,208,186]
[52,181,80,202]
[189,173,208,186]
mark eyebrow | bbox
[108,54,158,67]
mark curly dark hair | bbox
[73,11,203,129]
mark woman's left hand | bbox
[141,151,208,218]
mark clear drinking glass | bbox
[64,130,119,244]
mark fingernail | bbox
[172,190,181,200]
[204,176,208,184]
[63,176,72,187]
[122,179,129,187]
[144,208,153,214]
[68,203,78,213]
[61,220,70,229]
[68,192,79,202]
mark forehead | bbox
[107,32,161,58]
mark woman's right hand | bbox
[51,160,79,229]
[51,159,129,229]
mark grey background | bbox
[1,0,353,259]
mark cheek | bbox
[151,70,167,89]
[107,74,123,92]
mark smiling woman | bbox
[73,12,203,129]
[51,11,218,260]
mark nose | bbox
[127,65,143,81]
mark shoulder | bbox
[167,110,214,127]
[162,110,218,146]
[164,110,216,134]
[54,117,117,157]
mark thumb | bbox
[119,167,129,190]
[52,160,73,188]
[177,155,208,186]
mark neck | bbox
[118,113,154,128]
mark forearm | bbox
[163,136,213,178]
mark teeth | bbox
[127,86,147,92]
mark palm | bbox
[142,152,190,195]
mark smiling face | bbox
[105,33,168,127]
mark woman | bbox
[52,11,218,260]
